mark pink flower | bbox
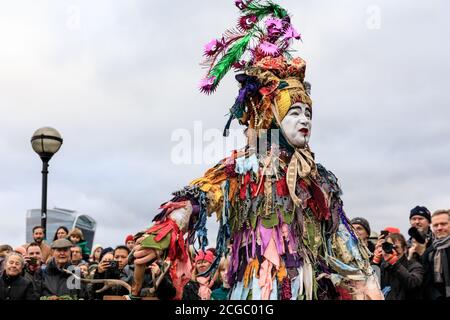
[204,39,225,56]
[283,26,301,41]
[266,18,283,30]
[199,76,217,93]
[258,41,279,56]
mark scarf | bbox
[286,148,316,207]
[433,234,450,297]
[197,276,215,300]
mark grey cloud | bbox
[1,0,449,248]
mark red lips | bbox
[299,128,309,135]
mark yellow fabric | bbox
[243,259,259,288]
[277,264,287,283]
[275,90,291,122]
[190,164,227,217]
[286,148,317,207]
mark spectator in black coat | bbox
[422,209,450,300]
[373,233,424,300]
[39,239,88,300]
[0,252,35,300]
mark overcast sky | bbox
[1,0,449,249]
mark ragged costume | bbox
[132,0,383,300]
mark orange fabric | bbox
[243,259,259,288]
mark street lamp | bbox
[31,127,63,240]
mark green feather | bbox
[208,32,253,89]
[244,1,288,19]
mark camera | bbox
[109,260,119,270]
[408,227,427,244]
[382,241,395,254]
[380,230,389,238]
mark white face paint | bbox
[280,103,312,148]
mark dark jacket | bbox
[182,280,220,300]
[91,264,132,299]
[0,272,35,300]
[39,258,87,299]
[422,245,450,300]
[24,265,44,300]
[380,254,424,300]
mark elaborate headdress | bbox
[199,0,312,136]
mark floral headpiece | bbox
[199,0,312,136]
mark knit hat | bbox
[384,227,401,234]
[125,234,134,243]
[409,205,431,223]
[350,217,371,235]
[195,250,216,264]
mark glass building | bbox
[26,207,96,252]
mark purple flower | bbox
[204,38,225,56]
[258,41,279,56]
[235,0,247,10]
[283,25,301,41]
[239,14,258,30]
[199,76,216,93]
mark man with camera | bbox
[373,232,424,300]
[407,206,433,260]
[23,243,45,299]
[422,209,450,300]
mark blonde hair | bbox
[68,228,84,241]
[217,257,230,283]
[432,209,450,219]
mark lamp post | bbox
[31,127,63,240]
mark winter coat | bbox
[422,244,450,300]
[39,258,87,299]
[24,265,44,300]
[380,254,424,300]
[91,264,133,299]
[0,272,35,300]
[182,279,220,300]
[75,241,90,261]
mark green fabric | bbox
[140,232,171,251]
[281,206,295,225]
[211,286,230,300]
[77,241,90,256]
[261,211,279,228]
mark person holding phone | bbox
[92,246,132,299]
